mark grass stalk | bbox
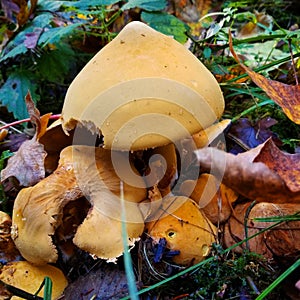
[255,259,300,300]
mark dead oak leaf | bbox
[1,92,50,188]
[194,139,300,203]
[229,32,300,124]
[254,139,300,192]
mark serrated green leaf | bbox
[0,71,39,120]
[122,0,167,11]
[38,23,81,47]
[37,44,75,83]
[141,12,189,43]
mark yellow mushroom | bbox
[61,21,224,151]
[0,211,21,263]
[145,196,216,265]
[0,261,67,300]
[180,173,238,224]
[11,21,225,267]
[11,146,146,265]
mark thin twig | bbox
[0,114,61,131]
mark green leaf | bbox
[37,0,65,11]
[122,0,167,11]
[37,44,75,83]
[0,151,14,172]
[0,13,53,62]
[38,23,82,47]
[0,150,13,212]
[61,0,120,9]
[141,11,189,43]
[0,71,39,120]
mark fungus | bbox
[0,261,67,299]
[11,146,146,265]
[10,21,225,267]
[180,174,238,224]
[61,21,224,151]
[145,196,217,265]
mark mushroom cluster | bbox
[9,21,225,267]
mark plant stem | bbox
[0,114,61,131]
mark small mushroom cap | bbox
[12,145,147,264]
[145,196,216,265]
[72,146,146,261]
[0,261,68,300]
[73,205,144,262]
[180,173,238,224]
[11,146,82,265]
[62,21,224,151]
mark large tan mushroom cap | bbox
[62,21,224,151]
[0,261,67,299]
[145,196,216,265]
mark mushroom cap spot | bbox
[11,147,83,265]
[61,21,224,151]
[146,196,216,265]
[0,261,67,299]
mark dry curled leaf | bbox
[223,202,300,260]
[1,92,51,188]
[195,138,300,203]
[254,138,300,192]
[227,117,282,154]
[229,32,300,124]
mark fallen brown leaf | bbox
[254,138,300,192]
[229,32,300,124]
[1,92,50,187]
[195,138,300,203]
[223,202,300,260]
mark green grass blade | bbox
[120,214,287,299]
[256,258,300,300]
[43,277,52,300]
[120,181,139,300]
[253,210,300,223]
[231,100,274,122]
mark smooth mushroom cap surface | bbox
[62,21,224,151]
[146,196,216,265]
[0,261,68,300]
